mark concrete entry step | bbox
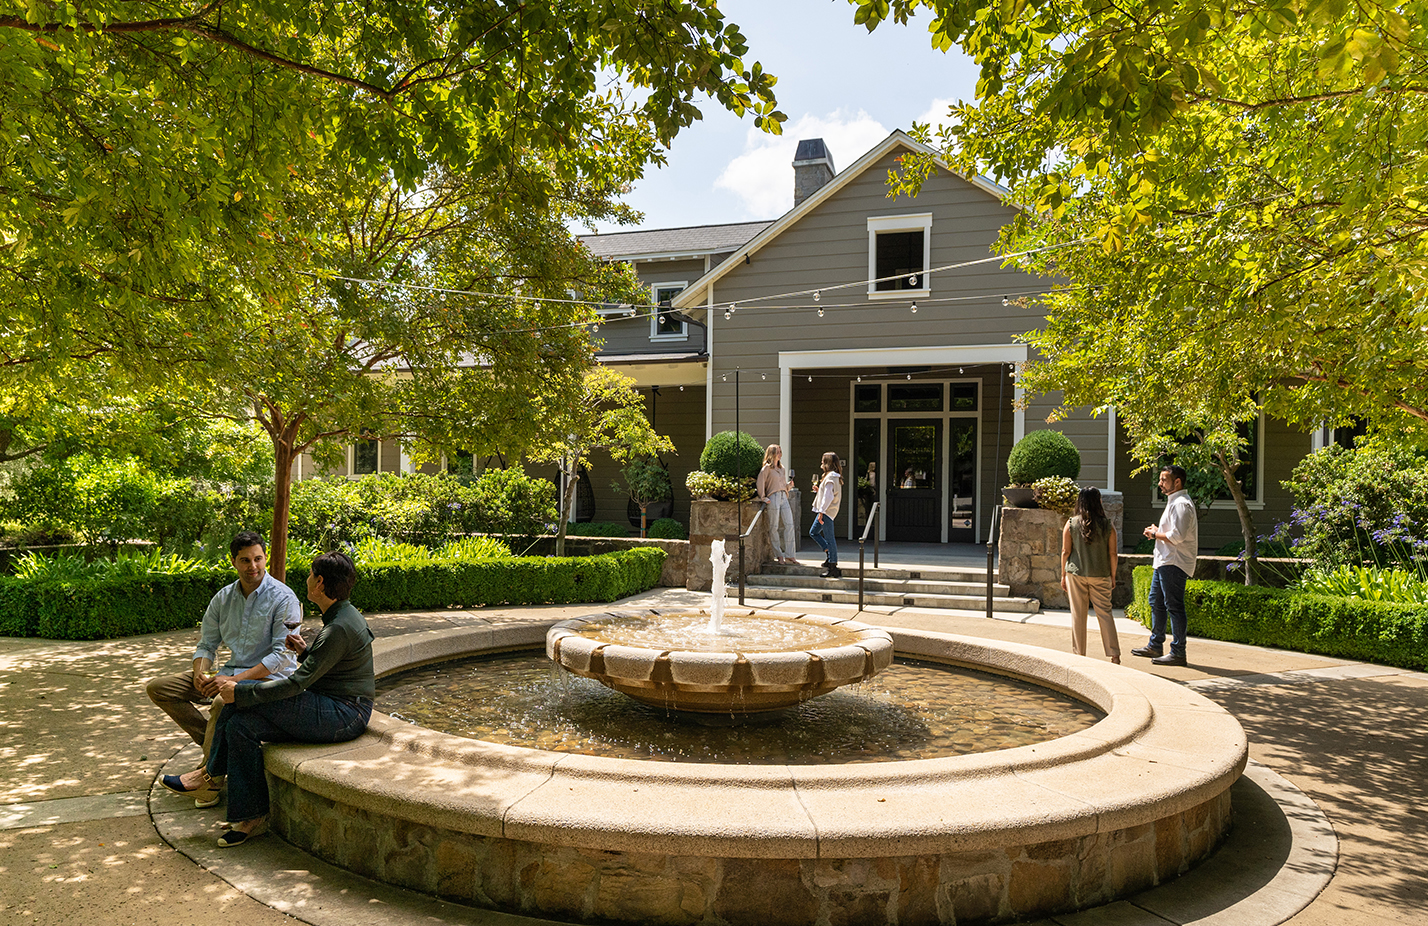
[730,583,1042,612]
[730,563,1040,614]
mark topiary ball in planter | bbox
[699,430,764,479]
[1006,430,1081,486]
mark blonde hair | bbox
[762,443,782,467]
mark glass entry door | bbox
[886,419,942,542]
[947,419,977,542]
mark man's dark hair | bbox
[1161,465,1189,489]
[229,531,267,558]
[311,551,358,601]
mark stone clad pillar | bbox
[687,500,772,591]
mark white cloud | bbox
[713,109,891,219]
[914,97,960,132]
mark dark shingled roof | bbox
[579,220,773,260]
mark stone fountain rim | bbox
[263,611,1248,860]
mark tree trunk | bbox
[1214,451,1258,586]
[269,437,297,582]
[640,504,648,539]
[555,468,578,558]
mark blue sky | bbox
[585,0,984,233]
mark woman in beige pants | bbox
[1060,487,1121,663]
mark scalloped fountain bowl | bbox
[546,609,894,714]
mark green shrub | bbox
[699,430,764,479]
[437,536,511,559]
[288,470,557,548]
[567,521,628,537]
[2,549,664,639]
[685,471,757,502]
[1129,563,1428,670]
[284,548,666,616]
[1273,444,1428,568]
[1006,430,1080,486]
[1295,564,1428,605]
[1133,537,1156,555]
[648,518,687,540]
[1128,564,1154,623]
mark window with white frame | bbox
[867,213,932,297]
[352,434,379,475]
[651,282,687,338]
[1153,415,1265,506]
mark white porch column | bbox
[779,365,793,464]
[1106,406,1117,491]
[705,284,715,441]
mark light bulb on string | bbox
[908,274,918,286]
[959,367,964,374]
[808,376,813,383]
[722,374,728,382]
[906,374,912,380]
[679,385,684,391]
[813,290,821,302]
[856,376,862,383]
[760,373,767,380]
[723,309,731,320]
[1002,295,1009,306]
[910,301,918,314]
[729,303,737,314]
[817,307,824,318]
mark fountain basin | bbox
[263,612,1247,926]
[547,610,895,714]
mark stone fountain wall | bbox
[998,490,1125,608]
[687,500,773,591]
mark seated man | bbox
[148,531,299,807]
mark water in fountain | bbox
[706,538,731,633]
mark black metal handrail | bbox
[857,502,881,613]
[985,504,1003,620]
[736,507,764,606]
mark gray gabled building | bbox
[584,130,1313,551]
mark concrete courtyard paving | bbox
[1,587,1423,925]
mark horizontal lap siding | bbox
[704,148,1105,486]
[1118,417,1312,553]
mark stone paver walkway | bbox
[1,588,1423,925]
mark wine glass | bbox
[284,615,303,650]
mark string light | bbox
[722,373,728,382]
[856,376,862,383]
[813,290,820,302]
[724,309,732,320]
[908,274,918,286]
[807,376,813,382]
[1002,295,1009,306]
[760,372,767,380]
[817,306,824,317]
[679,385,684,391]
[906,374,912,380]
[729,303,738,314]
[910,301,918,314]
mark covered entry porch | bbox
[778,345,1028,545]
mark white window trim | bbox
[1149,413,1266,510]
[349,436,379,478]
[650,281,689,340]
[867,213,932,299]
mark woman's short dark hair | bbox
[311,551,358,601]
[229,531,266,558]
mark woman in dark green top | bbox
[173,551,375,847]
[1060,488,1121,663]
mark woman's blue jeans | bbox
[207,691,371,823]
[809,513,838,565]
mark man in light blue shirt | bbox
[1132,465,1199,667]
[146,531,300,806]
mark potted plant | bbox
[1004,430,1081,508]
[615,457,673,538]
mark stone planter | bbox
[687,499,772,591]
[999,491,1125,608]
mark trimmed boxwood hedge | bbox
[1130,565,1428,670]
[0,549,666,641]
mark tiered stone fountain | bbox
[261,541,1248,926]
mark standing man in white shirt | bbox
[146,531,300,807]
[1132,465,1199,667]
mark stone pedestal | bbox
[998,507,1069,607]
[687,500,773,591]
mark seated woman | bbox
[165,550,375,847]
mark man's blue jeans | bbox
[1148,565,1190,658]
[809,513,838,565]
[207,691,371,823]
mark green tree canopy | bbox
[856,0,1427,437]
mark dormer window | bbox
[867,214,932,299]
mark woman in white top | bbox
[756,444,797,565]
[809,452,843,579]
